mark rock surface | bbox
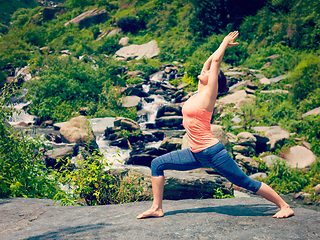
[1,197,319,239]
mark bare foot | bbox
[273,206,294,218]
[137,207,164,219]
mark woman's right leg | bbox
[137,149,201,219]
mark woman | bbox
[137,31,294,219]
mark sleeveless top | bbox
[182,93,217,153]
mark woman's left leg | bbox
[200,146,294,218]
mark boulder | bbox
[235,154,259,173]
[210,125,232,153]
[121,96,141,108]
[237,132,257,147]
[302,107,320,118]
[264,126,290,151]
[260,90,289,94]
[113,117,140,131]
[121,86,148,97]
[125,154,156,167]
[283,146,316,168]
[232,145,255,157]
[262,155,284,167]
[155,116,183,129]
[249,172,268,179]
[119,36,129,45]
[44,146,75,168]
[160,137,183,152]
[156,104,182,118]
[64,8,108,29]
[115,40,160,60]
[59,116,97,149]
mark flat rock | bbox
[269,75,287,83]
[88,117,115,133]
[260,89,289,94]
[115,40,160,60]
[283,146,316,168]
[262,155,284,167]
[218,90,252,105]
[302,107,320,118]
[1,197,319,239]
[259,77,270,85]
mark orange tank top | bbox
[182,93,216,153]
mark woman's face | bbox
[198,70,210,84]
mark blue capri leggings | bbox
[151,142,262,193]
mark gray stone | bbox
[59,116,96,148]
[260,89,289,94]
[302,107,320,118]
[224,72,245,76]
[231,115,242,124]
[269,75,287,83]
[160,137,183,152]
[259,77,270,85]
[155,116,183,129]
[249,172,268,179]
[88,117,115,133]
[283,146,316,168]
[229,80,248,93]
[254,73,266,79]
[262,155,284,167]
[233,145,255,157]
[237,132,257,147]
[121,95,141,108]
[235,154,259,172]
[115,40,160,60]
[64,8,108,28]
[118,36,129,45]
[218,90,255,107]
[114,117,140,131]
[263,126,290,151]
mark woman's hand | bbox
[223,31,239,48]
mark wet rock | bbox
[283,146,316,168]
[59,116,97,150]
[44,132,65,143]
[155,116,183,129]
[160,137,183,152]
[44,146,75,168]
[125,154,156,167]
[114,117,140,131]
[156,104,182,118]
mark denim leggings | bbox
[151,142,262,193]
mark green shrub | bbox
[52,151,152,206]
[0,84,59,199]
[289,54,320,103]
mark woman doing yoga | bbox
[137,31,294,219]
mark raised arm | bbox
[207,31,239,92]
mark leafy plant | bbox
[52,150,152,206]
[213,187,234,199]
